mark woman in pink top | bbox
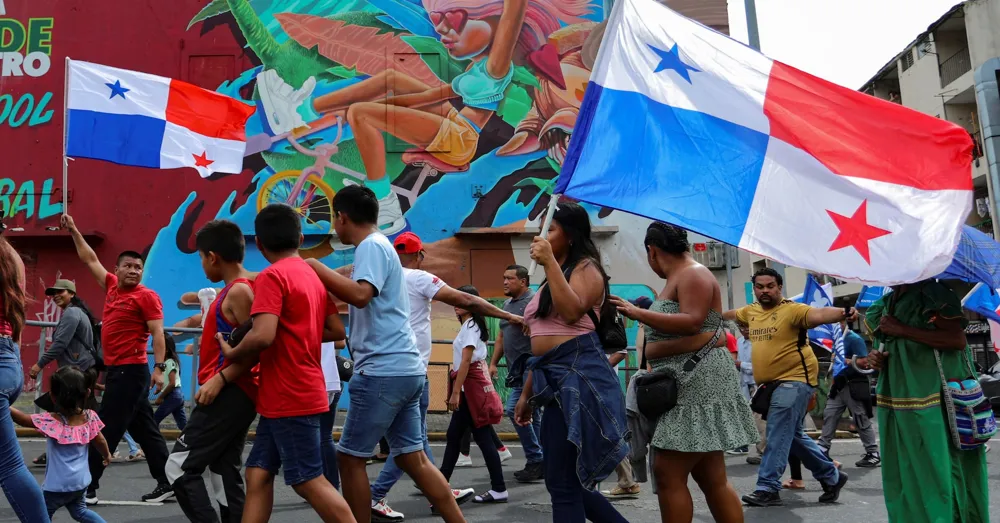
[513,202,628,523]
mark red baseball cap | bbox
[394,232,424,255]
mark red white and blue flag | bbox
[66,60,255,178]
[556,0,974,284]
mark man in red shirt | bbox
[216,204,352,523]
[165,219,259,522]
[62,214,174,504]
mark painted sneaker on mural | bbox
[256,69,314,136]
[328,183,409,251]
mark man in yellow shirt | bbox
[724,268,857,508]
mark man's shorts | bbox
[245,414,323,486]
[337,373,424,459]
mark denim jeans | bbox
[542,403,627,523]
[123,432,139,455]
[505,386,543,464]
[45,489,106,522]
[321,392,342,490]
[370,376,433,501]
[337,373,424,458]
[154,388,188,431]
[757,381,840,493]
[0,338,49,521]
[246,415,324,486]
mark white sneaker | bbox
[371,499,404,521]
[453,488,475,503]
[498,446,513,463]
[377,192,406,235]
[455,453,473,467]
[256,69,315,135]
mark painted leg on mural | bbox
[313,70,443,115]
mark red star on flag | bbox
[192,151,214,169]
[826,200,892,265]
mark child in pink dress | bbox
[11,366,112,522]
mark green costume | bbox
[866,281,989,523]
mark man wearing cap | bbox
[368,232,522,522]
[30,279,99,380]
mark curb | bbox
[16,428,858,442]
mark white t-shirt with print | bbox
[452,319,488,372]
[403,268,446,369]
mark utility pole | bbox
[743,0,787,281]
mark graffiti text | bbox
[0,178,62,220]
[0,92,53,128]
[0,18,53,77]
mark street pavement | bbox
[2,438,998,522]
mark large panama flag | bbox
[556,0,974,284]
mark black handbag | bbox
[336,354,354,383]
[634,327,723,419]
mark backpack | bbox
[88,321,105,371]
[557,264,628,353]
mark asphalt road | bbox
[2,438,998,522]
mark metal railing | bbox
[22,319,653,414]
[939,47,971,87]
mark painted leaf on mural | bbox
[366,0,438,38]
[187,0,229,30]
[514,177,557,195]
[327,65,360,78]
[400,35,468,84]
[497,83,532,127]
[512,65,541,90]
[274,13,443,86]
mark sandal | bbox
[782,479,806,490]
[32,453,46,466]
[472,491,508,504]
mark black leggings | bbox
[440,394,506,492]
[789,456,802,480]
[460,426,503,455]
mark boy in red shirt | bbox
[165,219,259,522]
[217,204,352,523]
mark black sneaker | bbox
[742,490,782,507]
[513,462,545,483]
[855,452,881,468]
[85,488,98,506]
[142,483,174,503]
[818,471,849,503]
[746,456,762,465]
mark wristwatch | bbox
[154,363,167,371]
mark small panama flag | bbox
[65,59,255,178]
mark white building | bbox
[860,1,994,238]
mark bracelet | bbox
[219,372,228,385]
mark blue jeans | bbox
[123,432,139,455]
[370,376,433,501]
[757,381,840,493]
[321,392,342,489]
[154,388,188,431]
[542,403,627,523]
[45,489,106,522]
[505,386,543,464]
[0,338,48,521]
[246,415,324,486]
[337,374,424,458]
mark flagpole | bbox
[62,57,70,215]
[528,194,561,275]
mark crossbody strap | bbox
[639,325,724,372]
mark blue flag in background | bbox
[796,275,847,375]
[962,283,1000,323]
[856,285,891,309]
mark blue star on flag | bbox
[106,80,130,100]
[648,43,700,83]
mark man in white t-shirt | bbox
[368,232,521,521]
[320,340,343,491]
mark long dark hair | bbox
[165,335,180,364]
[50,366,88,418]
[533,202,610,319]
[0,237,26,340]
[68,294,97,327]
[455,285,489,342]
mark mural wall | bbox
[4,0,728,399]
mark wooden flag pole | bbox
[528,194,561,275]
[62,57,70,215]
